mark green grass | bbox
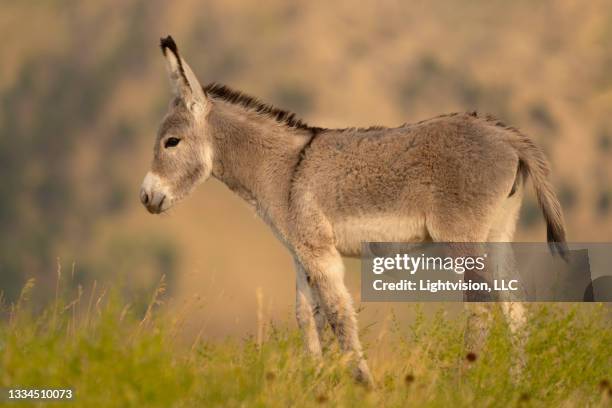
[0,279,610,407]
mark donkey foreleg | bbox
[294,259,325,357]
[299,249,373,386]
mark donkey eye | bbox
[164,137,181,148]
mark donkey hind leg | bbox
[294,259,326,357]
[487,189,526,334]
[300,249,373,386]
[426,213,494,355]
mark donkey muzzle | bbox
[140,172,171,214]
[140,188,167,214]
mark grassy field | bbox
[0,279,610,407]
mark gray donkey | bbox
[140,36,567,385]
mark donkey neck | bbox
[208,100,314,236]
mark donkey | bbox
[140,36,567,385]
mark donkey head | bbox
[140,36,213,214]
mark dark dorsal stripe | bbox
[203,83,515,137]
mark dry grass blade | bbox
[9,278,35,327]
[139,274,167,329]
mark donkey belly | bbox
[332,215,428,257]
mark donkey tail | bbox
[507,131,568,260]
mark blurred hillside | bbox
[1,0,611,337]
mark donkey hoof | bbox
[354,361,374,388]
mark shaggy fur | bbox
[140,36,567,386]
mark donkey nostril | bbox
[140,189,150,205]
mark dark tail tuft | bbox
[510,136,569,261]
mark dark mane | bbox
[204,83,323,133]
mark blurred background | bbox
[1,0,611,338]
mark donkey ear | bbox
[160,36,207,113]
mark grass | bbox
[0,277,610,407]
